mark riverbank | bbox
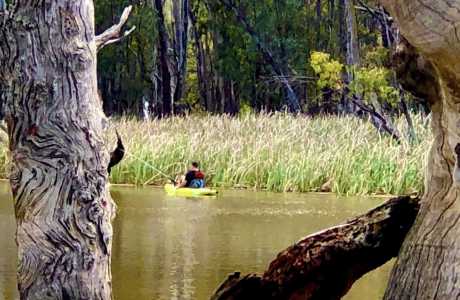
[0,114,430,195]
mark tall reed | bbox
[106,113,430,195]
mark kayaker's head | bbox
[190,161,200,171]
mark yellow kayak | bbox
[164,184,218,197]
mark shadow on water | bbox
[0,183,393,299]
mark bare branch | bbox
[212,196,420,300]
[95,5,136,51]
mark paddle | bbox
[123,152,177,184]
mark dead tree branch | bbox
[95,5,136,51]
[211,196,419,300]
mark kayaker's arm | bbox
[176,178,187,188]
[176,170,195,187]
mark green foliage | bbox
[182,45,200,107]
[95,0,157,113]
[310,51,343,90]
[310,47,398,107]
[349,66,399,105]
[362,46,391,68]
[91,0,415,116]
[239,102,253,116]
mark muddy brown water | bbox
[0,183,393,299]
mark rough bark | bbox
[211,196,420,300]
[379,1,460,298]
[0,2,129,299]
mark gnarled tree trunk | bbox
[211,196,419,300]
[380,1,460,298]
[0,2,131,299]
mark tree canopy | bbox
[94,0,416,119]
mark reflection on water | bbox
[0,183,393,299]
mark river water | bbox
[0,183,393,299]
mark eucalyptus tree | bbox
[380,1,460,298]
[0,2,132,298]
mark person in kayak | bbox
[176,162,205,188]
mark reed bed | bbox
[107,113,431,195]
[0,114,430,195]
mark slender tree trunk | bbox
[0,1,132,299]
[380,1,460,298]
[338,0,351,114]
[339,0,400,142]
[338,0,345,55]
[315,0,322,49]
[327,0,335,52]
[340,0,360,112]
[152,50,163,116]
[343,0,359,74]
[399,92,416,142]
[223,80,238,115]
[173,0,189,104]
[220,0,301,113]
[154,0,173,116]
[190,6,209,110]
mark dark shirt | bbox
[184,170,196,187]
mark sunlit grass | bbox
[106,113,431,195]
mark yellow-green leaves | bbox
[310,51,344,90]
[349,66,399,105]
[310,50,398,106]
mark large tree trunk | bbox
[0,2,131,299]
[211,196,420,300]
[379,1,460,298]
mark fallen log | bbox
[211,195,420,300]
